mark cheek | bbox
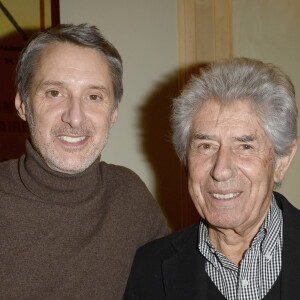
[238,157,275,197]
[88,108,112,125]
[188,160,210,198]
[188,152,215,173]
[36,114,58,134]
[187,177,204,213]
[33,104,63,123]
[93,116,111,133]
[238,152,274,175]
[188,160,206,186]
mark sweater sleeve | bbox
[100,161,170,247]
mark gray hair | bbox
[16,23,123,108]
[172,57,298,167]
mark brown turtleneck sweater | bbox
[0,141,169,299]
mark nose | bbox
[210,146,237,182]
[61,97,85,128]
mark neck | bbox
[19,140,100,204]
[208,211,269,265]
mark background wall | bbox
[60,0,300,229]
[60,0,182,230]
[0,0,53,161]
[60,0,178,191]
[233,0,300,208]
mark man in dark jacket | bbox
[124,58,299,299]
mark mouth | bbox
[58,135,87,144]
[211,192,241,200]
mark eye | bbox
[46,90,61,97]
[88,94,102,101]
[241,144,253,150]
[200,143,211,149]
[196,143,218,155]
[198,143,212,151]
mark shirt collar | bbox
[198,195,282,262]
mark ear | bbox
[274,139,298,183]
[15,92,27,121]
[110,107,119,126]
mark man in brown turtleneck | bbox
[0,24,169,299]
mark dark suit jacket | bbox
[124,192,300,299]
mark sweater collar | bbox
[19,140,100,204]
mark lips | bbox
[211,192,241,199]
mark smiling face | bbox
[15,42,118,174]
[187,99,295,234]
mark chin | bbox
[47,158,95,174]
[207,213,241,229]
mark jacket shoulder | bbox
[123,223,199,299]
[274,191,300,220]
[134,223,198,263]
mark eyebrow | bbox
[192,132,257,142]
[235,134,256,142]
[193,132,213,140]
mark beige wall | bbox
[233,0,300,208]
[60,0,178,195]
[60,0,300,217]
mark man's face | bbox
[187,99,294,233]
[16,42,118,174]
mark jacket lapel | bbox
[275,193,300,298]
[162,223,209,300]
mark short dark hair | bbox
[16,23,123,108]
